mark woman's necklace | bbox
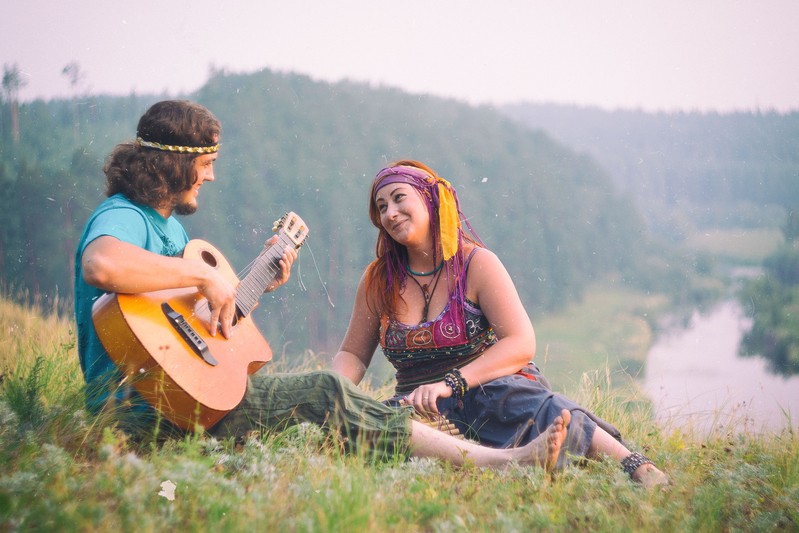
[407,267,444,324]
[406,260,444,277]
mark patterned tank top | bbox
[379,249,497,395]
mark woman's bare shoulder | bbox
[464,246,511,302]
[466,245,504,271]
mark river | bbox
[643,299,799,436]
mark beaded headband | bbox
[136,137,220,154]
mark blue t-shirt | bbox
[73,193,190,412]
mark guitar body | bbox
[93,239,272,430]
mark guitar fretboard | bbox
[235,233,296,317]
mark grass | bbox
[683,227,783,264]
[531,282,670,391]
[1,297,798,532]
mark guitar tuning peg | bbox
[272,213,289,232]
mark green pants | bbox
[209,370,413,459]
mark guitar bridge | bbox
[161,303,218,366]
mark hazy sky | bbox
[2,1,798,113]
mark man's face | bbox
[174,152,218,215]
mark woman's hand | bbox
[403,381,452,418]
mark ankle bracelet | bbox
[620,452,654,477]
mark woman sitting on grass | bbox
[332,160,668,487]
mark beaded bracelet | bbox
[443,368,469,399]
[620,452,654,477]
[453,368,468,396]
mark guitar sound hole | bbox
[201,250,218,268]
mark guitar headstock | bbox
[272,212,309,249]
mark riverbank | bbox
[532,274,799,438]
[645,299,799,436]
[531,282,672,392]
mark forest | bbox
[1,67,796,360]
[503,103,798,239]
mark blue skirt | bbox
[395,363,623,467]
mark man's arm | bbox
[81,236,238,337]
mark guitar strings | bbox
[194,236,294,320]
[303,238,335,308]
[236,234,283,274]
[236,235,334,308]
[292,240,307,293]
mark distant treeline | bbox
[738,212,799,375]
[502,103,798,240]
[3,68,787,353]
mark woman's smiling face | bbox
[374,183,431,247]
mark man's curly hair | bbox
[103,100,221,208]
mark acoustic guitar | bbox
[92,212,309,430]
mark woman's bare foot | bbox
[517,409,571,471]
[632,463,670,488]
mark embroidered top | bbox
[379,250,497,395]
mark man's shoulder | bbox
[94,193,143,213]
[80,194,151,244]
[88,194,150,225]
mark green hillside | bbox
[1,69,683,354]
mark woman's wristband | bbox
[443,368,469,399]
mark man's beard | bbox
[174,202,198,216]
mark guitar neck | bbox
[235,233,295,317]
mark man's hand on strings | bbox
[262,234,298,293]
[197,265,238,339]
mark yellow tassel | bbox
[437,180,460,260]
